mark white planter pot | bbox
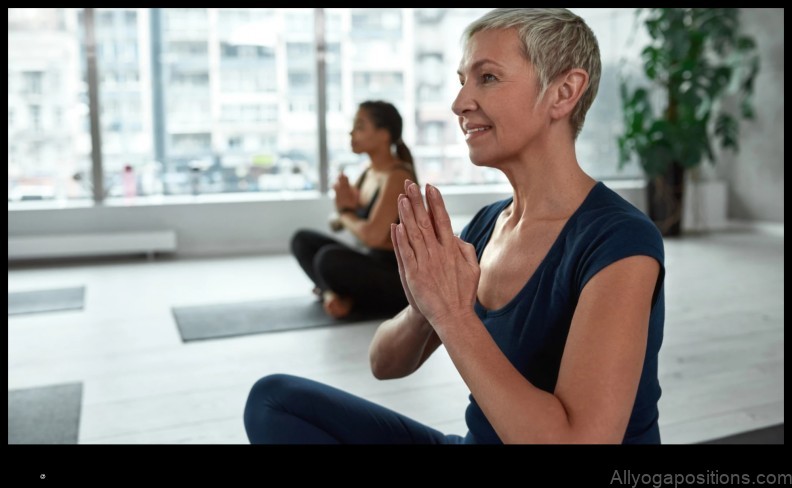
[683,179,728,232]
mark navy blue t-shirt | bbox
[459,182,665,444]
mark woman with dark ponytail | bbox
[290,100,417,319]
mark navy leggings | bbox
[244,374,466,444]
[290,229,408,316]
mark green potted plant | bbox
[617,8,760,236]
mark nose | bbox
[451,84,475,116]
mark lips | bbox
[463,124,492,140]
[462,122,492,134]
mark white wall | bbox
[7,184,645,258]
[715,8,784,223]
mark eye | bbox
[459,77,465,87]
[482,73,497,83]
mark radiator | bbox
[8,231,177,260]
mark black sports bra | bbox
[354,164,415,220]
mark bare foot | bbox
[322,291,353,319]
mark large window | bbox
[8,8,90,202]
[327,8,644,185]
[8,8,643,206]
[570,8,645,179]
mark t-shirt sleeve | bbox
[577,214,666,307]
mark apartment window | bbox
[24,71,44,94]
[228,136,243,150]
[29,105,42,130]
[125,10,136,27]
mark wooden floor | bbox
[8,225,784,444]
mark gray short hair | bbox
[463,8,601,139]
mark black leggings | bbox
[244,374,466,444]
[290,229,407,315]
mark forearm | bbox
[338,211,370,245]
[369,306,436,379]
[437,313,577,444]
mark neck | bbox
[367,146,398,171]
[499,137,595,225]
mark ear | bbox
[548,68,588,121]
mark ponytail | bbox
[394,139,413,166]
[395,139,417,183]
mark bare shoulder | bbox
[383,166,414,188]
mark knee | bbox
[244,374,297,439]
[244,374,326,435]
[246,374,298,411]
[314,246,345,281]
[290,229,312,257]
[245,373,321,419]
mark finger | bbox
[405,182,440,256]
[426,198,438,241]
[394,222,418,273]
[456,236,479,267]
[391,223,405,273]
[426,184,455,247]
[391,223,413,299]
[398,193,430,265]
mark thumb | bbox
[456,237,478,267]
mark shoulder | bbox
[383,165,414,184]
[377,164,413,190]
[573,183,663,259]
[568,183,665,294]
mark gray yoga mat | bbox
[8,382,83,444]
[173,295,389,342]
[701,423,784,444]
[8,286,85,316]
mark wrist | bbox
[405,306,432,333]
[430,308,477,337]
[338,206,356,215]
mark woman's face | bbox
[452,28,548,167]
[349,108,387,155]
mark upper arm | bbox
[554,254,661,443]
[360,168,413,245]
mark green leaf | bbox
[741,93,755,120]
[615,7,760,177]
[642,141,674,177]
[715,113,739,151]
[737,35,756,51]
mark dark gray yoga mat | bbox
[173,295,389,342]
[8,286,85,316]
[701,423,784,444]
[8,382,83,444]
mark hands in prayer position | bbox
[391,179,480,333]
